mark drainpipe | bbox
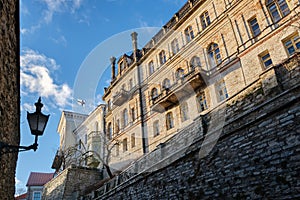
[132,32,148,154]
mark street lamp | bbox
[0,97,49,155]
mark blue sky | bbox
[17,0,186,194]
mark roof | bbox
[15,193,27,200]
[26,172,54,186]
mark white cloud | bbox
[51,35,67,47]
[15,177,22,185]
[42,0,84,23]
[20,49,72,108]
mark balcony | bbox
[151,67,207,113]
[112,89,129,106]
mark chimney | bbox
[110,56,116,80]
[131,32,138,62]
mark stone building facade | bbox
[52,105,106,169]
[102,0,300,171]
[0,0,20,199]
[47,0,300,198]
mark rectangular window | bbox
[248,17,261,37]
[283,34,300,56]
[123,138,128,152]
[131,107,136,122]
[197,92,208,112]
[153,121,160,137]
[259,51,273,68]
[159,51,166,65]
[131,133,135,148]
[33,192,41,200]
[216,80,228,102]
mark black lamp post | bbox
[0,97,49,155]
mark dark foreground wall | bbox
[0,0,20,199]
[89,55,300,199]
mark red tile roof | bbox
[26,172,54,186]
[15,193,27,200]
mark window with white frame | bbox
[184,25,194,43]
[166,112,174,130]
[282,33,300,56]
[200,11,211,30]
[148,61,154,75]
[259,50,273,68]
[171,38,180,55]
[248,17,261,37]
[266,0,290,22]
[33,191,41,200]
[159,50,167,65]
[208,43,222,67]
[197,91,208,112]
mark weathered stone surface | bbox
[84,54,300,199]
[0,0,20,199]
[43,166,103,200]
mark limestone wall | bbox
[84,53,300,199]
[43,166,103,200]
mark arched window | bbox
[151,88,158,99]
[159,50,167,65]
[123,108,128,127]
[208,43,222,67]
[175,68,185,80]
[200,11,211,30]
[148,61,154,75]
[107,122,112,139]
[153,120,160,137]
[171,38,180,55]
[166,112,174,130]
[184,25,194,43]
[267,0,290,22]
[190,56,201,70]
[180,102,189,122]
[162,78,171,90]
